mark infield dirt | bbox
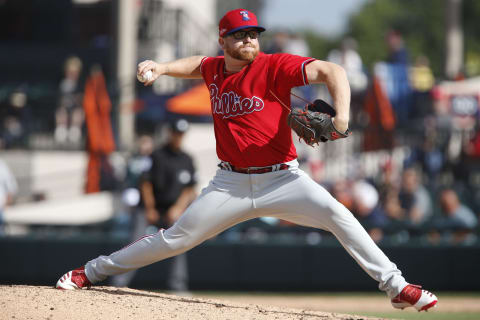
[1,285,386,320]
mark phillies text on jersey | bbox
[209,83,264,118]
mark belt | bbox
[218,162,289,174]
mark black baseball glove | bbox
[287,99,350,146]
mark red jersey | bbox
[200,52,315,167]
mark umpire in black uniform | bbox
[141,118,197,292]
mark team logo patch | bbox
[239,10,250,21]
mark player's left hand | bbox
[287,99,350,146]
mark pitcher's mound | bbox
[1,285,386,320]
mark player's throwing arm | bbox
[136,56,206,86]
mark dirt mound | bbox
[1,285,386,320]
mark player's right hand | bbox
[137,60,160,86]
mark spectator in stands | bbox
[0,89,30,149]
[409,55,435,93]
[55,56,84,147]
[383,187,404,222]
[327,38,368,130]
[384,30,412,127]
[437,189,478,230]
[409,55,435,122]
[0,158,18,235]
[430,188,478,244]
[404,132,445,190]
[398,167,433,226]
[351,180,389,242]
[327,37,368,95]
[386,30,409,64]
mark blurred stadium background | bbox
[1,0,480,317]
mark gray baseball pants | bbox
[85,159,407,298]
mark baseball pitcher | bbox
[56,8,437,312]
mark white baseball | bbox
[137,70,153,83]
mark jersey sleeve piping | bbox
[301,58,316,86]
[200,56,209,74]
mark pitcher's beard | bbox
[226,45,259,62]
